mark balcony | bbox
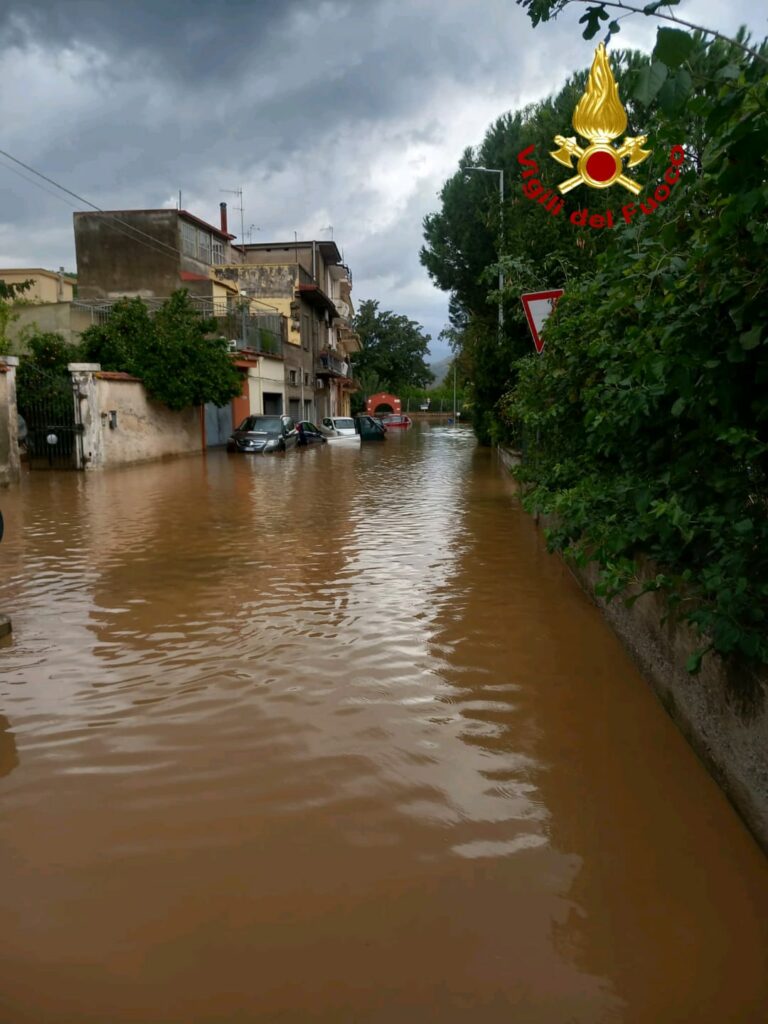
[336,324,362,354]
[297,265,338,316]
[316,351,350,378]
[215,312,283,358]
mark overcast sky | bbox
[0,1,765,361]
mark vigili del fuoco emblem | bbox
[551,43,651,195]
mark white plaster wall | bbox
[247,356,285,415]
[94,378,202,468]
[70,364,102,469]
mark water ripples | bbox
[2,425,768,1021]
[0,429,541,854]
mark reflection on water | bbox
[0,428,766,1023]
[0,715,18,778]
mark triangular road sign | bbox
[520,289,564,353]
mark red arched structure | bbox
[366,392,401,415]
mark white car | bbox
[320,416,360,445]
[321,416,357,437]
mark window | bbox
[181,219,219,264]
[197,230,211,264]
[288,369,298,386]
[304,373,310,387]
[182,221,197,257]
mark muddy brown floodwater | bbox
[0,424,767,1023]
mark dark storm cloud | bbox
[0,1,764,359]
[1,0,510,195]
[1,0,504,94]
[0,1,309,78]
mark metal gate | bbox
[204,401,233,447]
[17,364,83,470]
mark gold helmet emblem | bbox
[551,44,651,195]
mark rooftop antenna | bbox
[221,186,245,249]
[178,189,182,210]
[320,224,334,240]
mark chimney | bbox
[220,202,228,235]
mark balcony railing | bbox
[70,300,283,357]
[316,352,350,378]
[216,313,283,357]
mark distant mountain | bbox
[428,356,452,386]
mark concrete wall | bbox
[235,243,332,283]
[71,363,202,469]
[74,211,181,301]
[0,357,20,487]
[7,302,95,349]
[497,445,768,854]
[74,210,233,303]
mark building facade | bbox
[71,206,292,441]
[213,239,360,423]
[73,207,240,310]
[0,268,76,304]
[68,212,360,432]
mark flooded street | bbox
[1,424,767,1023]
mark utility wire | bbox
[0,146,228,266]
[0,157,184,266]
[0,146,183,257]
[0,149,282,320]
[0,156,82,210]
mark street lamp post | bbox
[466,165,505,335]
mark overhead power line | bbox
[0,157,196,267]
[0,156,82,210]
[0,146,220,267]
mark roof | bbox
[179,209,235,241]
[0,268,76,282]
[241,239,343,265]
[74,209,235,241]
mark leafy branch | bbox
[516,0,768,63]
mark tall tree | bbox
[420,49,660,443]
[352,300,433,394]
[502,28,768,667]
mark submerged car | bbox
[355,414,387,441]
[380,414,412,428]
[296,421,327,446]
[319,416,362,446]
[227,415,298,454]
[321,416,357,437]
